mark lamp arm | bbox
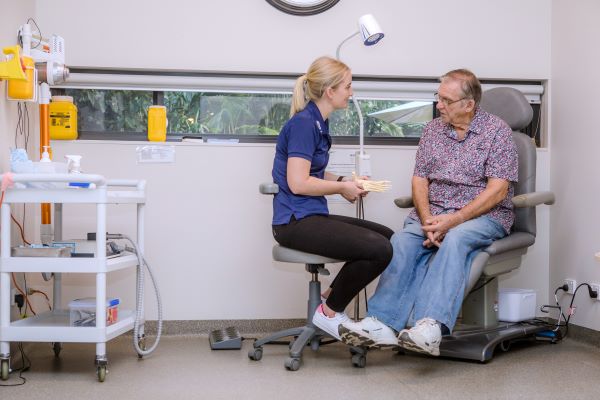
[335,31,360,60]
[351,97,364,156]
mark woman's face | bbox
[329,70,353,110]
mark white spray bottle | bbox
[65,155,93,188]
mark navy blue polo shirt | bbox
[271,101,331,225]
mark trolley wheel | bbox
[499,340,511,352]
[284,357,301,371]
[248,347,263,361]
[1,359,9,381]
[352,353,366,368]
[52,342,62,357]
[97,365,107,382]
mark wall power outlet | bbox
[564,279,577,295]
[590,283,600,301]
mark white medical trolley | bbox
[0,174,146,382]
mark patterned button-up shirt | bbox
[408,107,518,233]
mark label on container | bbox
[50,112,73,128]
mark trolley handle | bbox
[106,179,146,191]
[2,173,106,186]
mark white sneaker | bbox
[339,316,398,348]
[311,304,349,341]
[397,317,442,356]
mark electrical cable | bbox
[14,102,31,150]
[25,18,42,49]
[354,196,369,316]
[469,277,497,294]
[10,273,35,317]
[544,282,597,339]
[29,289,51,311]
[22,273,29,317]
[11,214,31,245]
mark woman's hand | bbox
[340,180,367,203]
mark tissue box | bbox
[498,288,536,322]
[69,297,120,327]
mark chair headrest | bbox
[480,87,533,131]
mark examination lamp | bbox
[335,14,385,176]
[336,14,385,59]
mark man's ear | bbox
[465,99,476,112]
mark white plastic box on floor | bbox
[498,288,537,322]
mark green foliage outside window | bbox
[164,92,290,135]
[66,89,152,132]
[66,89,430,138]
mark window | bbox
[163,92,291,136]
[56,69,543,145]
[66,89,152,134]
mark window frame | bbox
[54,68,544,146]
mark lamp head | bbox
[358,14,384,46]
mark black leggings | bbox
[273,214,393,312]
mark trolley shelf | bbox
[0,173,147,382]
[0,252,139,273]
[0,310,137,343]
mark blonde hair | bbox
[290,56,350,117]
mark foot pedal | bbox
[209,326,242,350]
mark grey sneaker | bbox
[339,316,398,348]
[397,317,442,356]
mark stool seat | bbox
[272,245,342,264]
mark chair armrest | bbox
[512,191,555,207]
[394,196,414,208]
[259,182,279,195]
[482,232,535,256]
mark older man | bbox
[339,69,518,356]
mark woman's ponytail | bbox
[290,74,308,117]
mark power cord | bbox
[539,282,598,339]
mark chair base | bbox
[248,266,337,371]
[438,322,554,362]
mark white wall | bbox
[0,0,35,169]
[37,142,549,321]
[550,0,600,331]
[3,0,553,321]
[34,0,551,78]
[0,0,35,321]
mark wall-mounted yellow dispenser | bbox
[0,46,27,81]
[7,54,36,101]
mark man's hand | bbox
[421,213,463,247]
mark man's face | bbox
[435,79,472,125]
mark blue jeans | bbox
[367,215,506,333]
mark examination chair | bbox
[393,87,555,362]
[248,183,351,371]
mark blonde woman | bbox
[271,56,393,340]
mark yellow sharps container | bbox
[49,96,78,140]
[147,105,167,141]
[7,55,35,100]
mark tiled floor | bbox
[1,335,599,399]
